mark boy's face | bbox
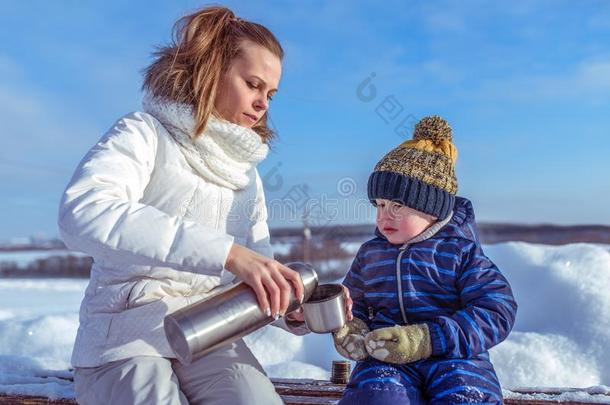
[375,199,437,244]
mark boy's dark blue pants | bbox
[338,355,502,404]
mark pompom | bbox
[413,116,452,143]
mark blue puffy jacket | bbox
[343,197,517,359]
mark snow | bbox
[491,332,601,386]
[0,356,74,400]
[504,387,610,404]
[0,242,609,402]
[271,242,293,256]
[485,242,610,386]
[315,258,353,272]
[340,241,363,255]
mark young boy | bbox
[333,116,517,404]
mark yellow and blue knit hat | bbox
[367,115,458,219]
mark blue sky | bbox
[1,1,609,240]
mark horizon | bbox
[2,1,610,240]
[4,221,610,246]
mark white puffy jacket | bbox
[59,111,294,367]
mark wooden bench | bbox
[0,377,608,404]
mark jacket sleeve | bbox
[426,242,517,358]
[342,248,369,326]
[245,170,274,259]
[57,112,234,277]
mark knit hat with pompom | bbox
[367,115,458,219]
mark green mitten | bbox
[332,318,370,361]
[364,324,432,364]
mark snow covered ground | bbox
[0,242,609,400]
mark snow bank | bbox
[0,242,609,400]
[486,242,610,387]
[0,355,74,400]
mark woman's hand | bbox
[224,243,304,319]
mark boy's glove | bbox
[364,323,432,364]
[332,317,370,361]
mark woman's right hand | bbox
[224,243,305,319]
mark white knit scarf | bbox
[142,94,269,190]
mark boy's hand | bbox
[286,285,353,325]
[332,318,370,361]
[341,285,354,322]
[364,324,432,364]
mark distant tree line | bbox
[2,223,609,279]
[0,255,92,278]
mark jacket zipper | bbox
[396,244,409,324]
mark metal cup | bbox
[302,284,346,333]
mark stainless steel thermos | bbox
[164,262,318,365]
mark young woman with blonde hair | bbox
[58,6,332,404]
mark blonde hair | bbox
[142,6,284,142]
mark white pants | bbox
[73,339,283,405]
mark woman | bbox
[58,6,346,404]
